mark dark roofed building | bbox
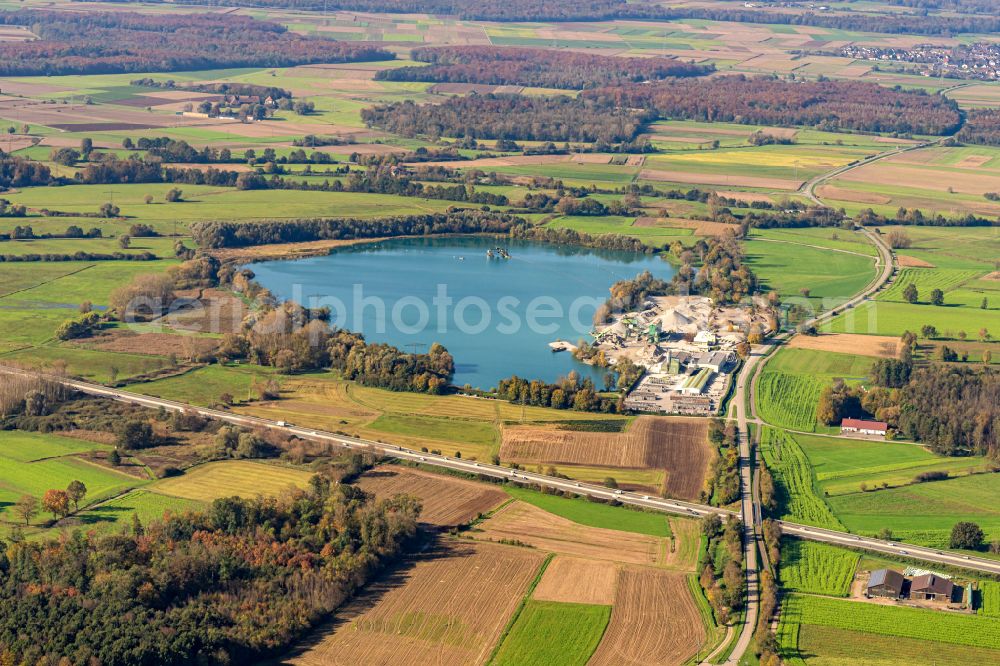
[911,574,954,601]
[866,568,905,599]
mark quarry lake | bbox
[249,236,675,388]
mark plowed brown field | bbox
[500,416,710,500]
[474,501,673,566]
[787,333,900,358]
[589,568,706,666]
[356,466,507,527]
[532,556,618,605]
[287,542,544,666]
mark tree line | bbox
[191,210,524,248]
[584,75,961,136]
[136,0,1000,33]
[956,109,1000,146]
[0,9,393,76]
[376,46,713,90]
[0,480,419,665]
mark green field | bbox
[745,237,877,308]
[789,624,1000,666]
[368,413,498,451]
[779,540,859,597]
[151,460,314,501]
[75,489,204,531]
[491,600,610,666]
[133,364,278,406]
[504,485,672,537]
[980,581,1000,618]
[826,299,1000,337]
[795,431,991,497]
[759,427,845,530]
[780,594,1000,651]
[0,434,141,524]
[0,430,111,462]
[826,472,1000,547]
[755,348,874,433]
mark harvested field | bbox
[984,271,1000,281]
[635,216,740,237]
[0,98,208,131]
[500,416,710,500]
[956,155,992,168]
[640,168,802,190]
[0,79,71,96]
[897,254,936,268]
[429,82,524,95]
[0,135,35,153]
[287,542,544,666]
[355,466,507,528]
[816,184,892,205]
[315,143,407,156]
[474,501,672,567]
[570,153,612,164]
[844,161,1000,196]
[532,556,618,605]
[589,567,706,666]
[72,330,219,357]
[786,333,900,358]
[408,154,572,169]
[717,191,774,204]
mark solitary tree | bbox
[930,288,944,306]
[14,494,38,525]
[950,521,985,550]
[118,234,131,249]
[920,324,938,339]
[903,283,918,304]
[117,420,155,450]
[165,188,183,203]
[108,448,122,466]
[42,489,70,520]
[66,480,87,512]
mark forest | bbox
[375,46,713,90]
[956,109,1000,146]
[0,482,418,665]
[585,76,962,136]
[362,94,651,143]
[0,10,392,76]
[156,0,1000,33]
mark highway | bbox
[7,365,1000,580]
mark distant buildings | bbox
[840,418,888,437]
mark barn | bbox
[911,573,954,602]
[866,568,905,599]
[840,418,888,437]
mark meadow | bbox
[491,600,611,666]
[744,238,877,310]
[796,431,991,497]
[778,540,859,597]
[0,435,141,524]
[825,472,1000,547]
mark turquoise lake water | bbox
[249,236,674,389]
